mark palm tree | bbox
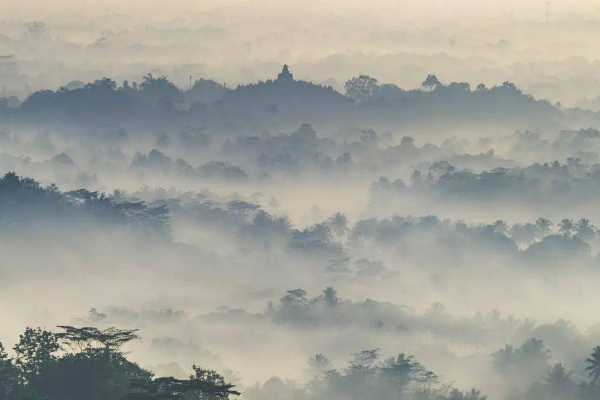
[575,218,596,242]
[586,346,600,383]
[492,344,515,372]
[545,363,572,390]
[465,388,487,400]
[535,218,553,238]
[447,388,487,400]
[558,219,574,237]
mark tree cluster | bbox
[0,326,239,400]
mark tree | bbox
[318,287,339,307]
[381,353,423,395]
[3,327,241,400]
[501,81,518,91]
[56,326,139,354]
[446,388,487,400]
[492,220,509,236]
[26,21,49,40]
[139,74,183,106]
[13,328,60,383]
[11,325,149,400]
[282,289,308,307]
[348,349,380,375]
[586,346,600,383]
[29,349,153,400]
[558,219,574,237]
[575,218,596,242]
[124,369,240,400]
[544,363,572,390]
[410,170,425,188]
[492,339,550,384]
[309,354,332,373]
[327,213,348,237]
[0,342,20,399]
[422,74,441,91]
[535,218,553,238]
[344,75,381,103]
[510,223,538,247]
[189,366,239,400]
[84,78,118,93]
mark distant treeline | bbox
[0,172,168,234]
[5,170,600,264]
[374,158,600,203]
[0,71,565,129]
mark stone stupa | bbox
[277,64,294,82]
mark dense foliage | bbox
[0,326,239,400]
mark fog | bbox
[3,1,600,400]
[3,0,600,107]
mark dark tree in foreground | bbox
[0,343,20,399]
[13,328,60,384]
[545,363,573,391]
[0,325,240,400]
[29,349,153,400]
[587,346,600,383]
[446,388,487,400]
[123,367,240,400]
[15,326,150,400]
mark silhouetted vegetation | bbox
[4,68,569,132]
[0,172,168,234]
[0,326,238,400]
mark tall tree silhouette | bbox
[535,218,553,238]
[544,363,572,390]
[575,218,596,242]
[586,346,600,383]
[558,219,574,237]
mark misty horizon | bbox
[3,2,600,400]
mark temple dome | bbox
[277,64,294,82]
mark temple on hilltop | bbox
[277,64,294,82]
